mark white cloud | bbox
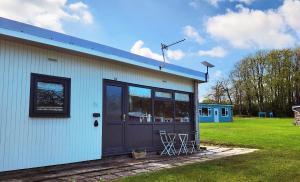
[130,40,186,62]
[207,0,224,7]
[279,0,300,37]
[189,0,199,9]
[213,70,223,78]
[130,40,164,62]
[183,25,204,44]
[69,1,93,24]
[206,2,298,49]
[230,0,255,5]
[167,49,185,60]
[206,0,255,7]
[0,0,93,32]
[198,46,227,57]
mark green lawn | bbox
[117,118,300,182]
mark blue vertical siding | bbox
[0,39,195,172]
[198,104,233,122]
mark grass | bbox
[117,118,300,182]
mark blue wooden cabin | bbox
[199,103,233,122]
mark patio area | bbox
[0,145,257,182]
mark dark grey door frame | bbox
[102,79,195,156]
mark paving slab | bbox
[132,168,151,173]
[114,171,136,177]
[146,166,164,171]
[0,145,257,182]
[100,174,119,181]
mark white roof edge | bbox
[0,26,206,82]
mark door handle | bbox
[122,114,126,122]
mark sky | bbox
[1,0,300,101]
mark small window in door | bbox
[106,85,122,121]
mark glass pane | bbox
[175,93,190,102]
[155,91,172,99]
[128,86,152,123]
[222,108,228,116]
[154,100,173,122]
[175,101,190,122]
[129,86,151,98]
[106,85,122,121]
[36,82,64,111]
[201,107,210,116]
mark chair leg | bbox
[184,143,188,155]
[166,144,172,156]
[171,143,176,155]
[179,143,188,155]
[178,144,183,155]
[190,141,196,154]
[161,143,171,156]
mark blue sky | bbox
[1,0,300,100]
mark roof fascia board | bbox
[0,27,205,82]
[199,103,234,107]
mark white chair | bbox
[178,133,188,155]
[167,133,177,155]
[159,130,173,156]
[189,132,198,154]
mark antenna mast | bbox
[160,39,185,70]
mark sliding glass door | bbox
[102,79,195,156]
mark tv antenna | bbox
[159,39,185,70]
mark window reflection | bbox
[36,82,64,111]
[29,73,71,117]
[200,107,211,116]
[106,86,122,121]
[154,100,173,123]
[175,93,189,102]
[175,93,190,122]
[155,91,172,99]
[126,86,192,124]
[128,86,152,123]
[221,108,228,116]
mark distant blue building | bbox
[199,103,233,122]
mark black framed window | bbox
[175,93,191,122]
[155,91,172,99]
[200,107,211,116]
[221,107,228,116]
[128,86,152,123]
[154,91,173,123]
[122,83,193,124]
[154,100,174,122]
[29,73,71,117]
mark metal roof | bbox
[0,17,206,82]
[199,103,234,107]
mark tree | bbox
[204,48,300,117]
